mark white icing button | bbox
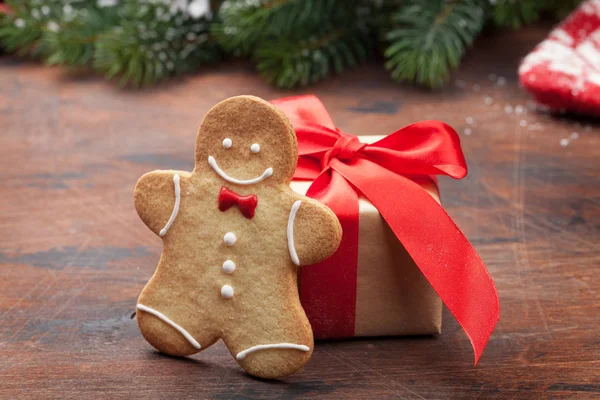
[222,138,232,149]
[221,285,234,299]
[250,143,260,153]
[222,260,236,274]
[223,232,237,246]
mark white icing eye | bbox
[222,138,232,149]
[250,143,260,153]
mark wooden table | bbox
[1,24,599,399]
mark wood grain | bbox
[1,23,599,399]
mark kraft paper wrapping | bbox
[291,135,442,337]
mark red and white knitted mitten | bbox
[519,0,600,116]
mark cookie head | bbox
[195,96,298,186]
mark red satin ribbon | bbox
[272,95,499,364]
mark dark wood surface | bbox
[1,24,599,399]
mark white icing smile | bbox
[208,156,273,185]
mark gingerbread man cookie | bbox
[133,95,342,379]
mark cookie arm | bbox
[287,198,342,266]
[134,170,187,237]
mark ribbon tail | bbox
[332,158,500,364]
[299,169,360,338]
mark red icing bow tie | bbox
[271,95,499,365]
[218,187,258,219]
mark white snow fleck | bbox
[47,21,59,32]
[464,128,472,136]
[527,123,544,131]
[504,105,513,114]
[515,105,525,114]
[484,96,493,105]
[570,132,579,139]
[170,0,187,14]
[497,77,506,86]
[466,116,474,125]
[14,18,25,28]
[560,138,569,147]
[473,84,481,92]
[97,0,119,7]
[519,120,527,127]
[188,0,211,18]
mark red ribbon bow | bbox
[218,186,258,219]
[271,95,499,364]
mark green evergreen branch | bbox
[212,0,344,55]
[45,6,119,66]
[383,0,485,88]
[0,0,76,57]
[490,0,583,30]
[491,0,542,29]
[94,1,221,87]
[255,24,371,89]
[543,0,583,19]
[0,0,586,89]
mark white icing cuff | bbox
[236,343,310,360]
[136,304,201,350]
[287,200,301,266]
[159,174,181,237]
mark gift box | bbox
[291,136,443,338]
[273,95,500,363]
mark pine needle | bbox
[383,0,485,88]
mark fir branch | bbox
[255,24,371,89]
[2,0,583,90]
[44,6,119,66]
[0,0,75,57]
[491,0,542,29]
[212,0,344,55]
[94,1,221,87]
[384,0,485,88]
[362,0,403,36]
[490,0,582,29]
[543,0,583,20]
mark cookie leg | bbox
[232,340,313,379]
[137,304,215,357]
[235,342,313,379]
[224,311,314,379]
